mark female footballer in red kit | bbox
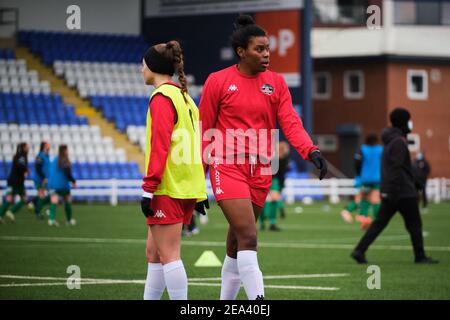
[199,15,328,300]
[140,41,207,300]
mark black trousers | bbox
[420,182,428,208]
[354,197,425,259]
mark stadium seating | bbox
[18,30,148,65]
[0,92,87,125]
[0,52,144,203]
[0,48,15,60]
[55,61,150,97]
[0,160,141,181]
[0,123,127,163]
[0,59,51,94]
[127,125,146,153]
[18,30,202,145]
[55,61,202,132]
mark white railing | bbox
[1,178,449,206]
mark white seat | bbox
[74,144,84,156]
[49,125,60,134]
[96,154,107,163]
[84,145,95,155]
[71,133,82,144]
[10,131,20,142]
[59,124,70,133]
[20,132,31,142]
[87,154,97,162]
[31,135,41,144]
[106,154,117,163]
[77,154,87,163]
[38,124,49,133]
[79,125,90,132]
[115,148,127,162]
[0,131,10,143]
[1,143,14,155]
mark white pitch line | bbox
[0,282,339,291]
[187,282,340,291]
[0,273,349,282]
[1,235,449,251]
[188,273,350,282]
[1,282,70,288]
[0,274,341,291]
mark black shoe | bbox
[269,224,281,232]
[415,256,439,264]
[255,295,265,300]
[351,250,368,264]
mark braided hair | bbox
[153,40,188,102]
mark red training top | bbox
[199,65,318,165]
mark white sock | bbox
[163,260,188,300]
[220,255,241,300]
[143,263,165,300]
[237,250,265,300]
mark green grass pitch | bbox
[0,201,449,299]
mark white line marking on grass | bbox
[0,274,341,291]
[0,235,145,244]
[0,282,70,288]
[188,282,339,291]
[189,273,350,282]
[1,235,449,252]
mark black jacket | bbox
[380,127,417,200]
[412,159,431,187]
[7,154,28,187]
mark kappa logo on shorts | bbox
[261,83,274,95]
[215,187,224,195]
[154,210,166,218]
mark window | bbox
[407,133,420,153]
[343,70,364,99]
[394,0,449,25]
[313,72,331,100]
[314,134,338,152]
[407,70,428,100]
[394,1,416,24]
[417,1,441,25]
[443,2,450,25]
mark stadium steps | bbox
[14,46,146,174]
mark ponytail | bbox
[165,41,188,102]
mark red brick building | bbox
[311,0,450,178]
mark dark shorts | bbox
[4,185,25,197]
[50,189,71,197]
[361,184,380,193]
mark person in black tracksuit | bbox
[0,142,29,222]
[412,152,431,209]
[351,108,438,264]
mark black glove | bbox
[194,199,210,215]
[309,150,328,180]
[140,196,154,217]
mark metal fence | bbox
[1,178,449,206]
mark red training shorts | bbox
[146,195,196,225]
[209,157,272,208]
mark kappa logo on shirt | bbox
[261,83,274,95]
[228,84,238,92]
[154,210,166,218]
